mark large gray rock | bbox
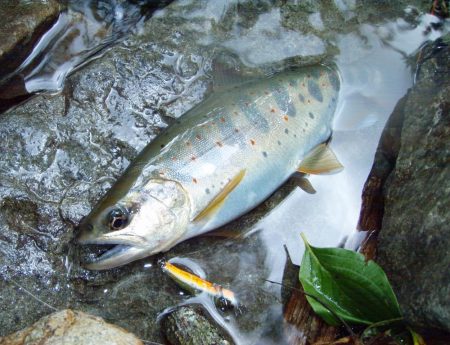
[375,36,450,332]
[0,309,143,345]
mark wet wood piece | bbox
[283,281,338,345]
[357,95,406,260]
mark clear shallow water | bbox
[0,1,449,344]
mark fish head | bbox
[78,179,191,270]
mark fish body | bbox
[78,66,341,269]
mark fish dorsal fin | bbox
[297,144,344,175]
[211,52,267,93]
[193,169,246,222]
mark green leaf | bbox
[409,328,426,345]
[299,233,402,326]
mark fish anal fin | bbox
[297,143,344,175]
[194,169,246,222]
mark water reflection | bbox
[22,1,151,93]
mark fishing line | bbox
[7,278,58,312]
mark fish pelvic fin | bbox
[292,173,317,194]
[297,143,344,175]
[193,169,246,222]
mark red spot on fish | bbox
[283,115,289,121]
[250,139,256,146]
[193,178,198,184]
[191,156,196,161]
[196,134,201,140]
[159,171,165,176]
[270,108,276,113]
[234,128,239,133]
[216,141,223,147]
[186,141,191,146]
[220,117,225,123]
[171,156,176,161]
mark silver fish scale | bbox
[135,66,339,238]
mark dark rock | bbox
[161,305,233,345]
[0,0,61,80]
[360,35,450,332]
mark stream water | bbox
[0,1,448,344]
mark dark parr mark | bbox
[309,112,315,119]
[285,128,289,134]
[205,188,210,194]
[328,70,340,91]
[307,79,323,102]
[298,94,305,103]
[270,82,296,117]
[262,151,268,157]
[239,97,269,132]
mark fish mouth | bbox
[82,244,152,270]
[78,230,153,270]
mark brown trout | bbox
[78,65,342,269]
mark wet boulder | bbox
[361,35,450,332]
[161,305,234,345]
[0,309,143,345]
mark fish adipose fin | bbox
[297,144,344,175]
[194,169,246,222]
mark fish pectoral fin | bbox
[292,173,317,194]
[193,169,246,222]
[297,143,344,175]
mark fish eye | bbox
[108,208,129,230]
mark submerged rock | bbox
[161,305,233,345]
[0,309,143,345]
[360,35,450,332]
